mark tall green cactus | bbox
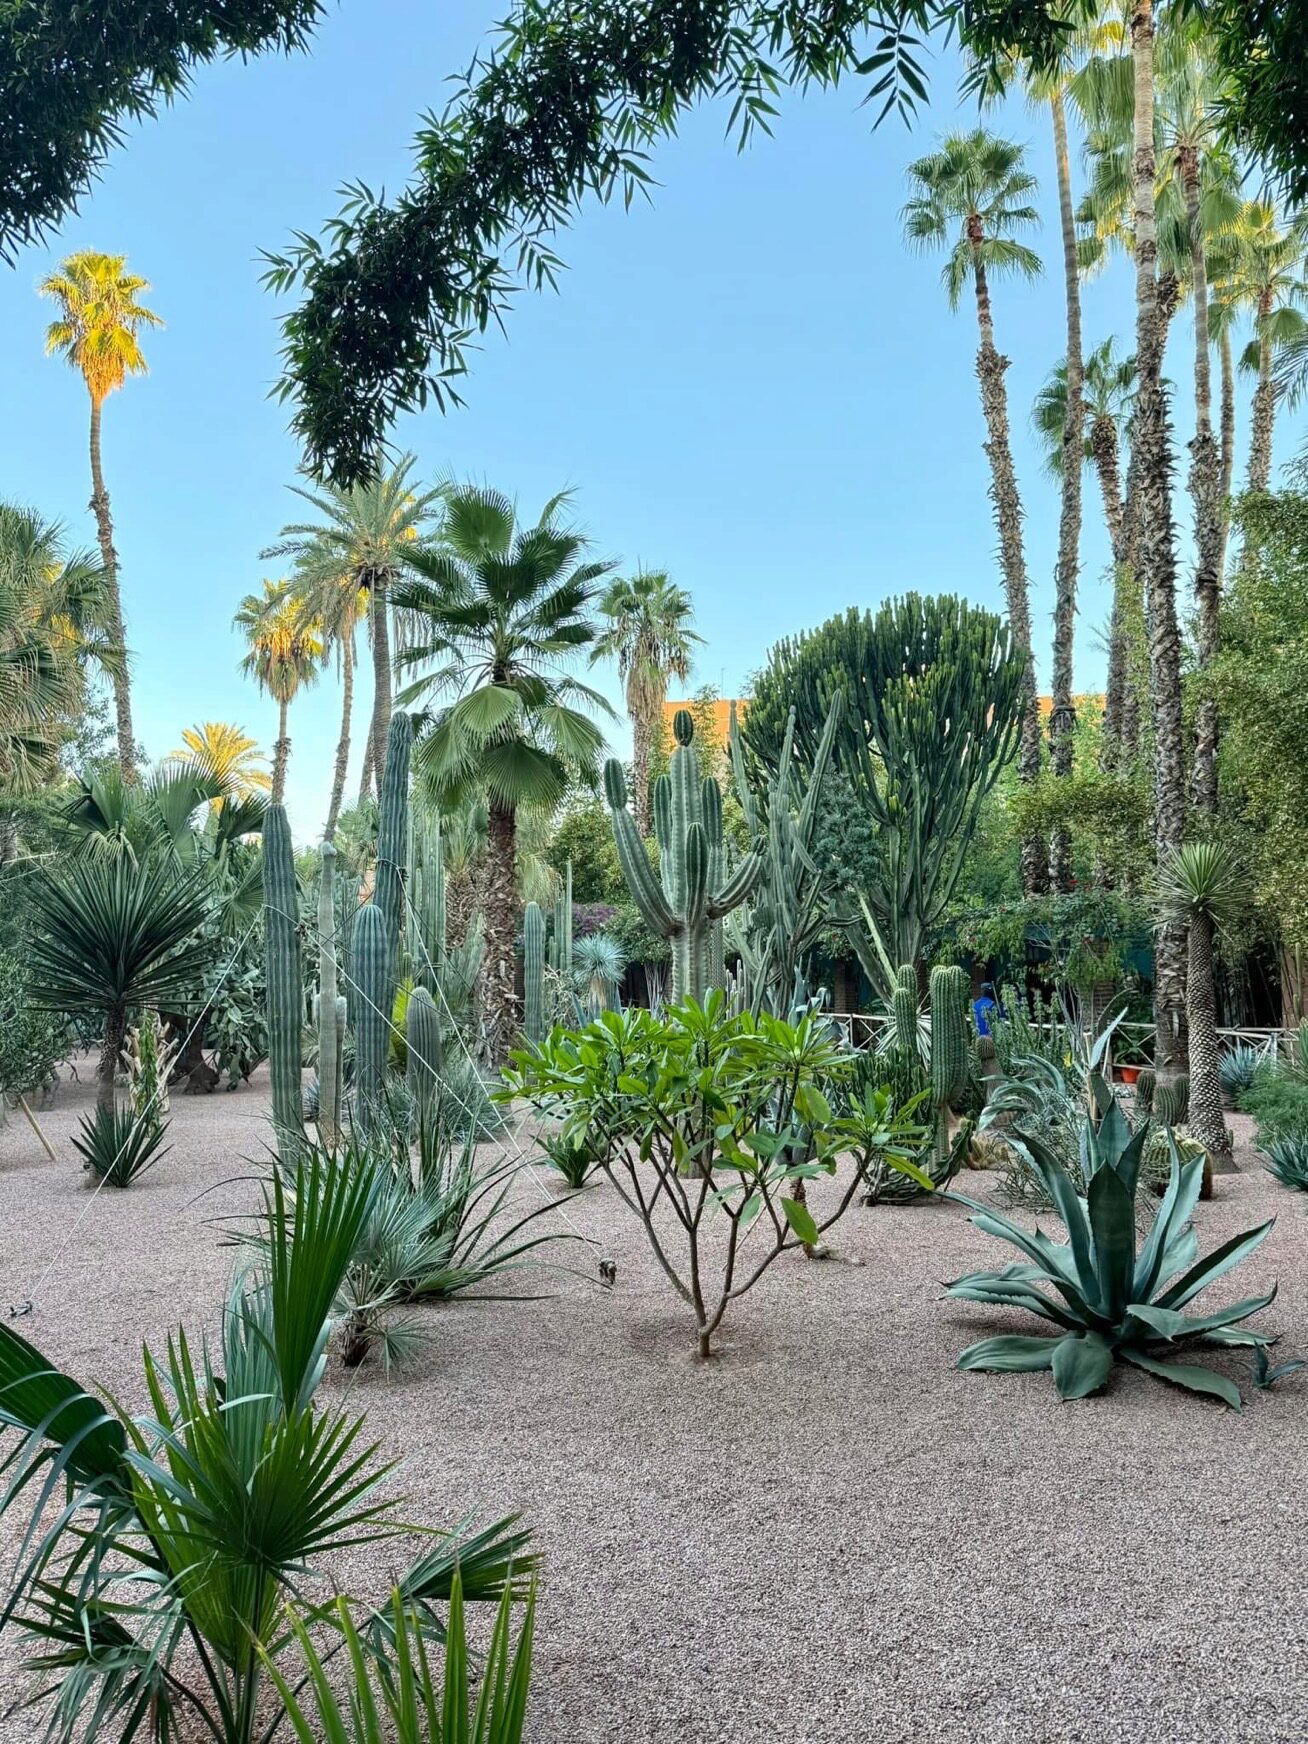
[606,710,761,1002]
[373,711,412,979]
[867,961,972,1204]
[406,984,442,1122]
[350,902,391,1133]
[548,859,573,978]
[891,963,918,1059]
[317,839,341,1149]
[523,900,545,1044]
[262,803,303,1145]
[408,806,446,989]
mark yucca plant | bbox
[25,855,214,1113]
[1263,1130,1308,1193]
[70,1104,170,1186]
[0,1151,534,1744]
[949,1084,1277,1408]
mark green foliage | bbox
[745,596,1024,990]
[0,1150,534,1743]
[538,1124,602,1189]
[1199,0,1308,204]
[548,795,628,904]
[1240,1066,1308,1142]
[1263,1130,1308,1193]
[374,711,413,977]
[951,1090,1278,1408]
[948,888,1150,991]
[506,995,928,1355]
[1219,1044,1265,1099]
[0,946,64,1100]
[70,1104,170,1186]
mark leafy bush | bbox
[506,995,927,1357]
[0,1153,534,1744]
[70,1104,171,1186]
[539,1123,602,1188]
[1240,1066,1308,1141]
[950,1088,1277,1408]
[0,945,65,1103]
[1264,1130,1308,1193]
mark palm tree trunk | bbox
[1181,144,1222,817]
[88,395,136,783]
[368,568,392,800]
[358,734,375,805]
[97,1006,125,1116]
[1093,417,1129,776]
[1187,909,1233,1173]
[968,227,1044,895]
[1248,294,1276,491]
[1048,88,1084,894]
[632,707,653,837]
[272,698,290,805]
[1216,325,1236,578]
[1131,0,1188,1083]
[325,633,354,840]
[482,799,519,1063]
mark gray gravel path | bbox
[2,1068,1306,1743]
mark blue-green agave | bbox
[948,1090,1277,1409]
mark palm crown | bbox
[234,580,323,705]
[901,130,1042,308]
[395,487,616,813]
[39,250,162,404]
[1033,339,1137,476]
[591,570,701,722]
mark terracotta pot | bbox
[1117,1065,1141,1085]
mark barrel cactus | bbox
[261,804,303,1147]
[605,709,761,1002]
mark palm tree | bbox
[1033,341,1138,765]
[393,486,615,1057]
[234,581,323,805]
[590,570,701,835]
[261,456,442,809]
[39,252,162,781]
[170,722,271,809]
[1158,841,1245,1180]
[902,129,1045,893]
[0,502,115,801]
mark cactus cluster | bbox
[865,961,972,1205]
[606,709,761,1003]
[1155,1073,1190,1127]
[262,803,304,1148]
[1135,1067,1156,1115]
[523,900,545,1045]
[405,984,443,1121]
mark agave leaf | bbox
[1133,1154,1204,1301]
[1096,1096,1132,1176]
[946,1280,1079,1329]
[1051,1331,1114,1400]
[1127,1290,1276,1343]
[1040,1165,1101,1313]
[1085,1163,1135,1321]
[956,1335,1059,1373]
[1121,1349,1243,1409]
[950,1195,1095,1321]
[1154,1219,1276,1311]
[1202,1326,1276,1348]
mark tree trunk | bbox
[272,698,290,805]
[1216,325,1236,578]
[482,799,519,1063]
[631,707,653,838]
[1131,0,1188,1082]
[325,632,354,840]
[97,1007,126,1116]
[368,567,392,799]
[969,228,1044,895]
[1093,416,1130,774]
[1181,144,1222,817]
[358,733,375,806]
[88,396,136,783]
[1048,88,1084,894]
[1187,909,1233,1172]
[1248,293,1275,492]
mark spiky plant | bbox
[1263,1131,1308,1193]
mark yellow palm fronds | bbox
[39,251,163,405]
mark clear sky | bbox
[2,2,1301,841]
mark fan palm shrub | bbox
[950,1086,1277,1407]
[0,1152,534,1744]
[394,486,615,1058]
[25,856,214,1112]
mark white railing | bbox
[827,1012,1298,1058]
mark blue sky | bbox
[1,1,1301,841]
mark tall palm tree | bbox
[902,129,1045,893]
[170,722,271,809]
[590,570,701,835]
[1033,341,1138,765]
[234,581,323,805]
[260,456,442,808]
[0,502,115,804]
[1159,841,1245,1180]
[39,252,162,782]
[393,486,615,1057]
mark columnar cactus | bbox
[406,984,442,1121]
[317,840,341,1149]
[373,711,412,980]
[408,807,445,988]
[891,963,919,1058]
[350,902,391,1133]
[548,859,573,978]
[867,961,972,1205]
[606,710,761,1002]
[262,803,303,1146]
[523,900,545,1044]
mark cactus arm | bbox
[610,791,677,935]
[683,823,709,930]
[406,984,443,1122]
[262,804,304,1146]
[706,850,763,919]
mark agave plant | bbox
[949,1086,1277,1408]
[0,1152,534,1744]
[1263,1130,1308,1193]
[1219,1043,1265,1101]
[70,1104,170,1186]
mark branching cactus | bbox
[605,709,761,1002]
[262,803,304,1146]
[350,902,391,1133]
[317,840,342,1149]
[868,961,972,1204]
[523,901,545,1045]
[373,711,412,980]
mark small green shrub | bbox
[1263,1130,1308,1193]
[0,946,65,1104]
[539,1124,601,1188]
[70,1104,170,1187]
[1240,1067,1308,1140]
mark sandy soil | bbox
[1,1067,1306,1744]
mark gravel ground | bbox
[2,1067,1307,1743]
